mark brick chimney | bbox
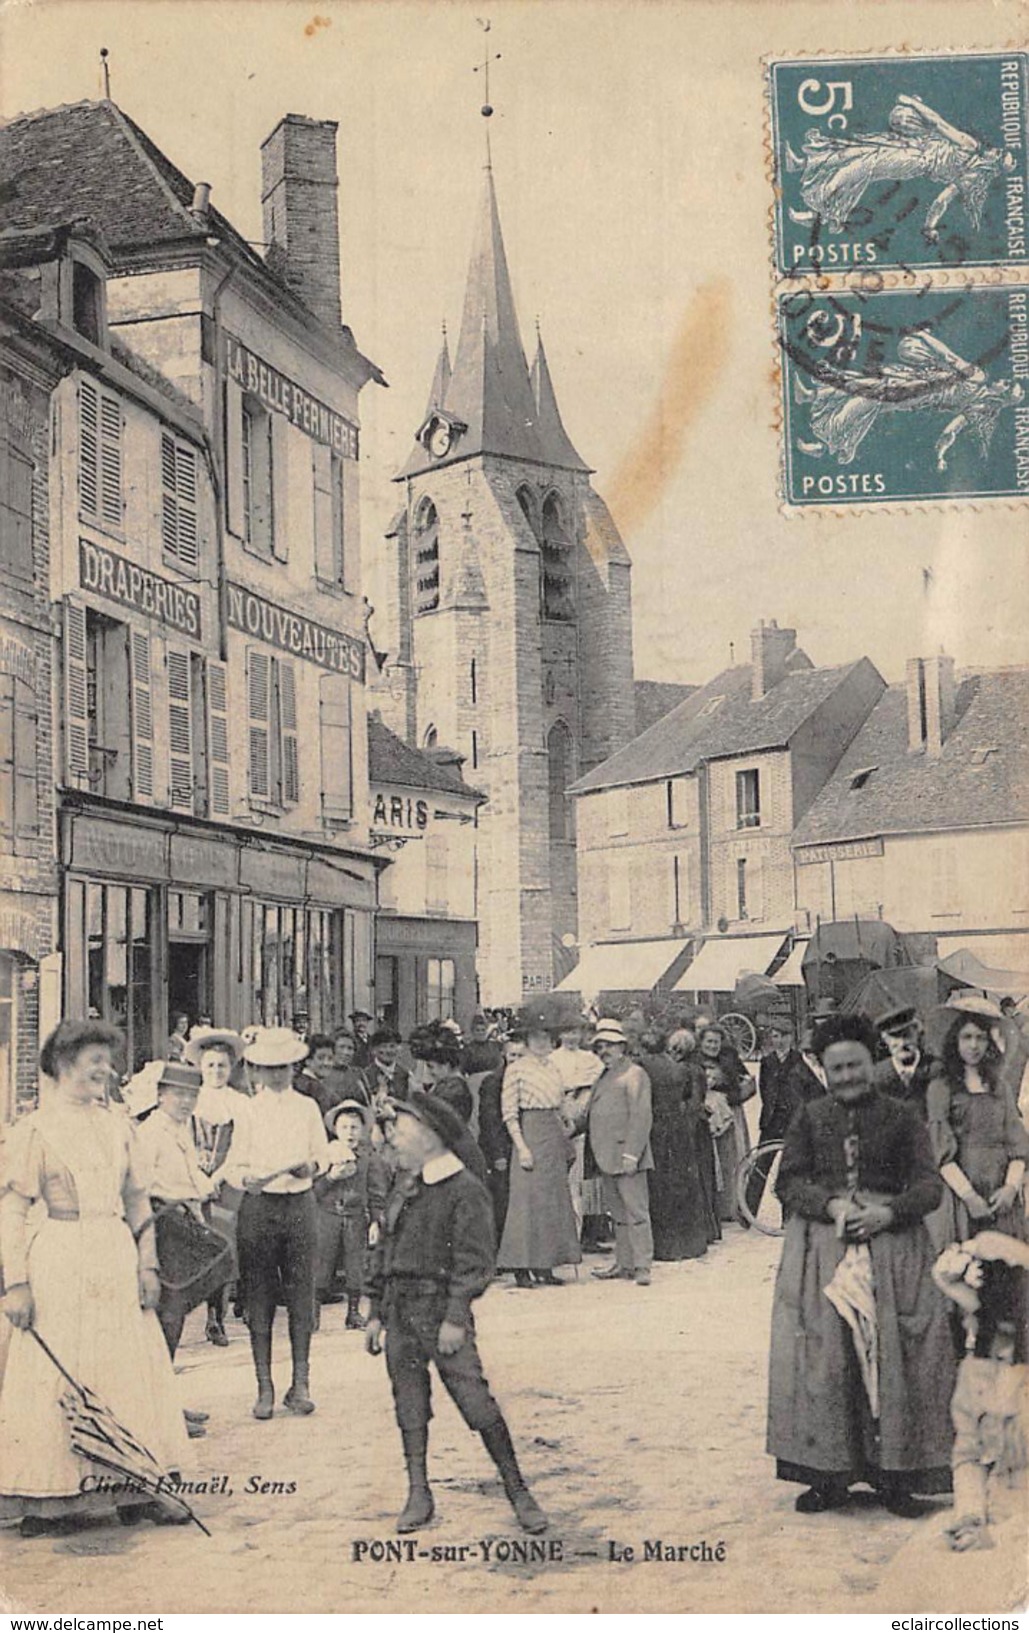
[260,115,341,330]
[905,653,956,756]
[750,619,797,700]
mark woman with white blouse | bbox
[497,1012,582,1287]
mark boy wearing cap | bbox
[314,1101,390,1328]
[223,1028,330,1419]
[364,1091,547,1536]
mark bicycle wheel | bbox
[735,1140,785,1236]
[719,1011,758,1060]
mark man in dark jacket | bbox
[364,1092,546,1536]
[872,1006,936,1121]
[743,1021,802,1218]
[360,1027,411,1106]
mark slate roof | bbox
[792,668,1029,845]
[0,100,384,383]
[399,169,589,478]
[634,679,698,737]
[569,653,879,794]
[367,714,483,800]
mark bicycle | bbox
[735,1138,785,1235]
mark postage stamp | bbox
[769,53,1029,275]
[778,282,1029,505]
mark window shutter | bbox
[224,380,245,538]
[0,677,13,840]
[270,416,288,563]
[63,600,90,783]
[312,443,334,582]
[206,659,231,816]
[129,626,155,801]
[247,647,271,800]
[13,678,38,842]
[167,647,194,810]
[278,659,300,805]
[99,392,122,530]
[3,442,34,579]
[78,378,99,518]
[319,673,353,819]
[161,434,199,570]
[748,858,764,921]
[161,431,178,555]
[333,453,348,590]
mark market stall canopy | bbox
[772,941,808,988]
[841,964,964,1023]
[802,919,905,971]
[555,938,689,996]
[937,939,1029,998]
[672,934,788,994]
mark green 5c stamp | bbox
[779,284,1029,505]
[769,54,1028,274]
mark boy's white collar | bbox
[421,1150,464,1185]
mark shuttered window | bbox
[161,432,199,571]
[79,378,122,530]
[0,676,39,850]
[206,660,231,817]
[63,600,90,783]
[129,627,154,801]
[0,437,33,581]
[278,660,300,806]
[247,648,272,800]
[319,673,353,820]
[167,647,194,810]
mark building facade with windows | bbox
[0,102,385,1073]
[564,622,885,1008]
[792,656,1029,974]
[373,167,636,1005]
[368,714,483,1035]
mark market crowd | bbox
[0,989,1026,1549]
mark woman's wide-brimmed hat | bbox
[243,1026,309,1067]
[945,994,1005,1024]
[592,1018,628,1047]
[183,1026,244,1066]
[157,1062,203,1094]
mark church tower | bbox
[382,165,635,1005]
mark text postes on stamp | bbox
[770,54,1028,275]
[779,283,1029,505]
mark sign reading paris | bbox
[769,53,1029,273]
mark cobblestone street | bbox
[2,1225,1023,1616]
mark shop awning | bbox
[672,934,788,994]
[555,938,689,996]
[937,935,1029,997]
[772,941,808,988]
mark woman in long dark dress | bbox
[767,1013,956,1517]
[638,1030,710,1260]
[697,1024,754,1222]
[927,1000,1029,1248]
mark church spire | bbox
[531,329,589,473]
[424,323,452,416]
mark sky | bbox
[1,0,1026,685]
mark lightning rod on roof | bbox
[100,48,111,99]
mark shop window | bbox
[85,882,152,1073]
[736,768,761,829]
[246,648,299,808]
[160,432,199,573]
[541,493,574,623]
[313,443,347,589]
[426,957,456,1023]
[736,857,748,920]
[548,719,573,841]
[671,853,689,927]
[666,776,690,829]
[251,902,339,1033]
[0,432,33,582]
[241,397,278,559]
[78,377,122,532]
[413,499,440,615]
[0,674,39,852]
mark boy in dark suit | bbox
[364,1091,546,1535]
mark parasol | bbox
[28,1328,210,1535]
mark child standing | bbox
[315,1100,389,1328]
[932,1230,1029,1549]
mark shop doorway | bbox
[167,890,212,1034]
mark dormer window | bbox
[849,765,878,790]
[72,261,103,345]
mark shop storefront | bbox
[61,804,376,1070]
[374,914,477,1038]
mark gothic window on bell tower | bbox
[547,719,574,841]
[413,498,440,615]
[541,493,573,623]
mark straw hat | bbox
[945,994,1005,1024]
[243,1026,309,1067]
[183,1026,244,1066]
[592,1018,628,1047]
[326,1098,371,1135]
